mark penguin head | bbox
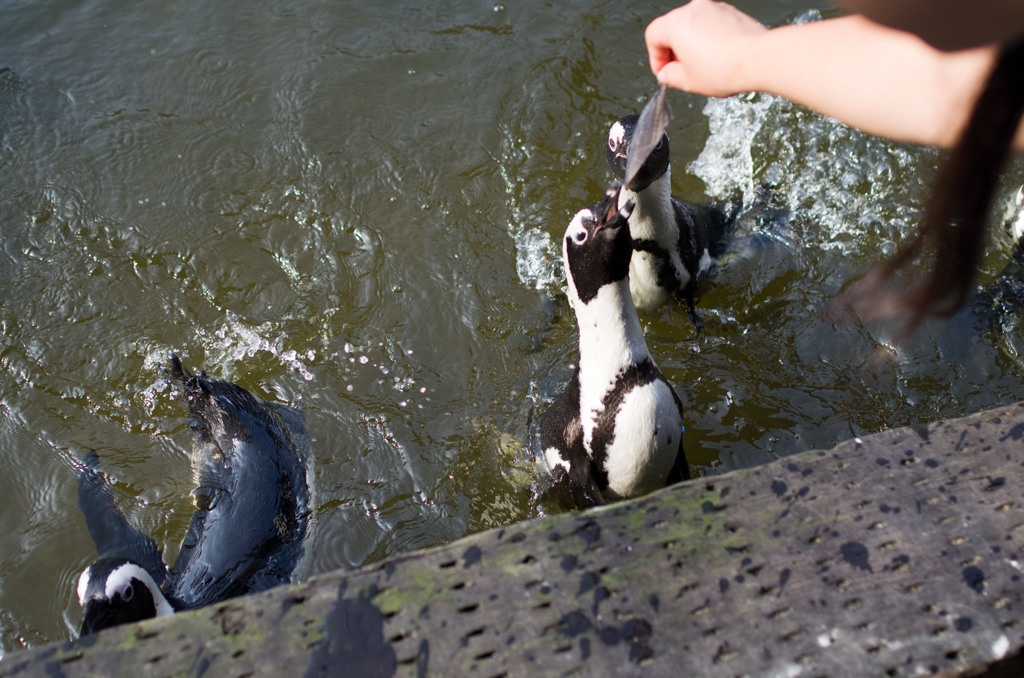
[77,557,174,635]
[606,114,670,193]
[563,185,636,305]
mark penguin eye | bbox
[567,223,589,246]
[121,584,134,602]
[607,136,616,151]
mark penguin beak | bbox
[598,202,618,231]
[595,185,633,233]
[80,597,118,636]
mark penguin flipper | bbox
[545,462,605,512]
[571,459,606,510]
[672,194,741,261]
[666,437,691,485]
[75,451,168,588]
[539,376,604,511]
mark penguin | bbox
[77,557,174,634]
[540,185,690,511]
[75,354,311,634]
[606,114,740,321]
[75,449,176,634]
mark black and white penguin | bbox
[77,557,174,635]
[75,447,176,634]
[606,114,739,319]
[540,185,690,510]
[75,354,311,634]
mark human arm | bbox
[644,1,1021,150]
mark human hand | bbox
[645,0,767,97]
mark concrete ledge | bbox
[4,401,1024,677]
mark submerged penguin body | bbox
[164,355,310,609]
[76,355,310,633]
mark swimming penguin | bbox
[540,185,690,510]
[76,354,311,634]
[76,453,175,632]
[606,114,740,321]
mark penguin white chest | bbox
[601,379,681,500]
[624,200,689,310]
[629,252,680,309]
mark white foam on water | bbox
[498,131,564,292]
[514,226,562,291]
[188,312,316,381]
[691,90,930,252]
[690,92,776,206]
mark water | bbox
[1,0,1023,652]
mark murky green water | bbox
[2,0,1023,651]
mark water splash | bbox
[690,91,932,252]
[513,226,561,291]
[497,128,566,292]
[689,92,775,206]
[189,312,316,381]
